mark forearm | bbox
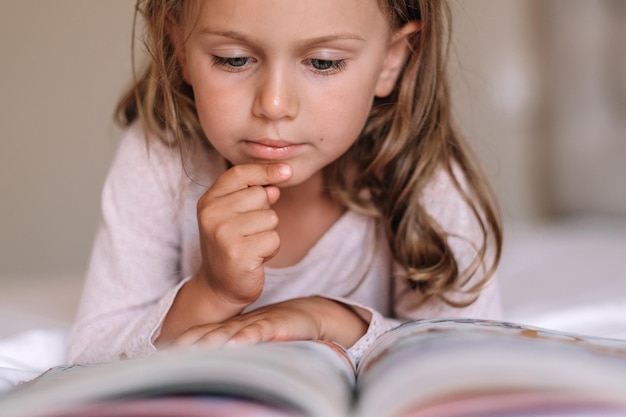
[156,272,249,345]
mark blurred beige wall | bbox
[449,0,546,221]
[1,1,624,289]
[450,0,626,220]
[0,1,135,284]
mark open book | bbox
[1,318,626,417]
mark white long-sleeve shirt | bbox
[68,123,501,364]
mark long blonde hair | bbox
[116,0,503,307]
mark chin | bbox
[279,171,319,190]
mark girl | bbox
[68,0,503,364]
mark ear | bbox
[165,16,191,84]
[375,21,421,98]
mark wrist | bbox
[157,272,249,346]
[309,296,369,348]
[190,271,251,321]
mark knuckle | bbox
[197,195,219,220]
[223,245,243,264]
[240,319,278,340]
[229,164,245,178]
[266,230,281,247]
[250,185,269,202]
[237,323,263,339]
[212,221,231,241]
[196,194,210,212]
[266,210,279,227]
[255,319,281,340]
[229,164,253,183]
[216,322,239,334]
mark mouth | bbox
[244,139,304,160]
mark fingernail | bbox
[225,339,239,347]
[277,164,292,177]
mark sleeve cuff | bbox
[123,276,193,359]
[322,295,402,365]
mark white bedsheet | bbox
[499,218,626,339]
[0,328,67,393]
[508,299,626,339]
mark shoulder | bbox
[97,124,226,236]
[397,165,501,315]
[108,123,225,197]
[421,164,478,231]
[111,123,183,180]
[420,163,492,276]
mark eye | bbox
[307,58,347,74]
[213,56,253,70]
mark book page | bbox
[398,391,626,417]
[23,397,305,417]
[0,340,356,417]
[354,318,626,417]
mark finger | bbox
[182,321,249,348]
[264,185,281,206]
[204,210,279,257]
[172,324,221,348]
[216,231,280,275]
[209,164,292,199]
[206,216,279,262]
[201,184,272,214]
[227,320,282,345]
[235,209,279,237]
[188,320,277,348]
[228,185,280,211]
[244,230,281,263]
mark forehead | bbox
[182,0,391,39]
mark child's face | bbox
[180,0,402,187]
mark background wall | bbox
[449,0,626,220]
[1,1,133,282]
[1,1,624,328]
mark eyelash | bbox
[212,56,252,72]
[307,59,347,75]
[212,56,347,75]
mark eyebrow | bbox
[197,29,365,47]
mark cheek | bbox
[317,79,375,142]
[311,102,372,163]
[193,82,244,138]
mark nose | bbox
[252,65,299,121]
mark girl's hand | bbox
[170,297,369,349]
[196,163,292,312]
[157,163,293,345]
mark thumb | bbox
[263,164,292,205]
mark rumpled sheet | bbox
[0,328,68,393]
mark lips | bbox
[244,139,304,160]
[251,139,295,148]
